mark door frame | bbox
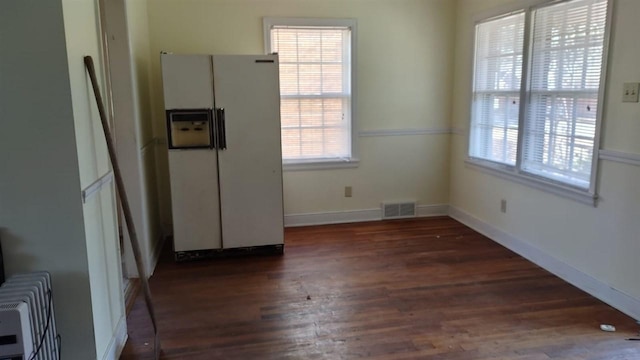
[97,0,140,281]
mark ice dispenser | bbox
[166,109,213,149]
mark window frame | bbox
[263,17,359,171]
[466,0,614,206]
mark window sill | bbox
[283,158,360,171]
[464,158,598,207]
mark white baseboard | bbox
[417,204,450,217]
[101,315,128,360]
[284,204,449,227]
[449,206,640,321]
[284,208,379,227]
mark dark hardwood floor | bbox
[121,217,639,359]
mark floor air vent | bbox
[382,202,416,219]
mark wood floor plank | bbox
[121,217,639,359]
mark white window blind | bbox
[269,24,352,162]
[470,12,525,165]
[469,0,609,196]
[523,0,608,188]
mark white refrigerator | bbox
[161,53,284,261]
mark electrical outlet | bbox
[500,199,507,213]
[623,82,640,103]
[344,186,352,198]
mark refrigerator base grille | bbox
[175,244,284,262]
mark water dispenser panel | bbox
[167,110,213,149]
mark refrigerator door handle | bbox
[216,108,227,150]
[209,108,217,149]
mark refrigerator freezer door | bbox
[162,53,222,252]
[168,150,222,252]
[213,54,284,248]
[161,54,214,109]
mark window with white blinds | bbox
[471,12,525,165]
[265,18,355,164]
[523,0,608,188]
[469,0,609,195]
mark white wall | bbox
[102,0,162,278]
[450,0,640,319]
[0,1,98,358]
[146,0,456,227]
[125,0,163,274]
[61,0,126,357]
[0,0,125,358]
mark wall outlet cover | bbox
[623,82,640,103]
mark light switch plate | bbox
[623,82,640,102]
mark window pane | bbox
[280,99,300,127]
[322,63,343,93]
[470,12,525,165]
[523,0,608,188]
[524,94,597,184]
[280,97,350,160]
[322,98,344,126]
[271,25,352,161]
[279,64,299,95]
[322,32,343,62]
[300,99,323,127]
[301,128,325,157]
[281,128,301,159]
[298,64,322,95]
[471,93,521,164]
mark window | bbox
[471,12,525,165]
[469,0,610,200]
[264,18,357,169]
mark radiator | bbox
[0,272,59,360]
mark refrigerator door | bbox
[167,150,222,252]
[161,54,214,109]
[213,54,284,248]
[161,54,222,252]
